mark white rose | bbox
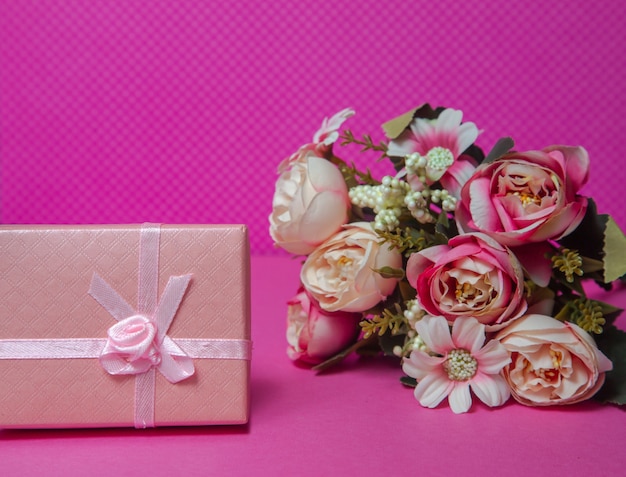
[269,152,349,255]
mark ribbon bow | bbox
[89,273,194,384]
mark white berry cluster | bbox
[392,300,429,358]
[403,151,457,223]
[349,175,410,232]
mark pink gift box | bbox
[0,224,251,429]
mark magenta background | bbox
[1,0,625,255]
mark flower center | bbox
[455,282,478,303]
[426,147,454,171]
[443,349,478,381]
[337,255,354,281]
[512,190,542,207]
[550,349,562,368]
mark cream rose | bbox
[496,314,612,406]
[300,222,403,312]
[270,152,350,255]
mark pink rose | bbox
[406,232,527,331]
[100,314,161,375]
[270,152,350,255]
[496,314,613,406]
[301,222,403,312]
[456,145,589,246]
[286,288,360,365]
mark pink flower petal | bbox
[449,382,473,413]
[468,177,501,231]
[413,372,454,409]
[415,315,455,354]
[544,145,589,193]
[441,158,477,198]
[512,242,554,287]
[474,338,511,374]
[451,317,485,354]
[402,352,444,381]
[470,373,510,407]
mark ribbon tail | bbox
[134,369,156,429]
[154,274,193,343]
[88,273,136,322]
[158,336,195,383]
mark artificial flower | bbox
[456,145,589,246]
[496,314,612,406]
[406,232,527,331]
[301,222,402,312]
[100,314,160,375]
[270,151,350,255]
[286,288,360,365]
[278,108,355,172]
[313,108,356,146]
[402,315,511,413]
[387,108,479,197]
[271,104,626,412]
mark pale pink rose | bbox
[286,288,360,365]
[403,315,511,414]
[496,314,613,406]
[301,222,403,312]
[387,108,480,197]
[456,145,589,246]
[100,314,161,375]
[270,152,350,255]
[406,232,527,331]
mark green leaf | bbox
[373,266,405,279]
[594,324,626,405]
[559,199,626,283]
[378,330,406,357]
[604,216,626,282]
[483,137,515,163]
[381,104,439,140]
[400,376,417,388]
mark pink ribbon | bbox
[0,224,252,429]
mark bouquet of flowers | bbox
[269,105,626,413]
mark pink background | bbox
[2,1,626,476]
[1,0,625,255]
[2,257,626,476]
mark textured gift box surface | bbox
[0,224,251,429]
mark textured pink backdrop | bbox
[1,0,625,255]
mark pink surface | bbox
[1,256,625,476]
[1,1,626,255]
